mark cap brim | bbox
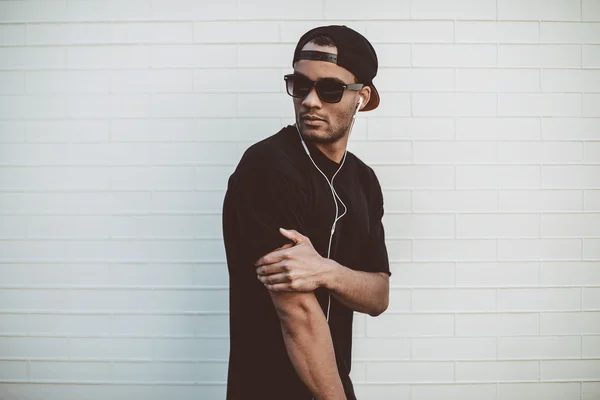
[360,83,379,112]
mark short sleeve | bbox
[232,160,309,267]
[363,172,392,277]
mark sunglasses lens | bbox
[286,75,311,98]
[316,79,344,103]
[284,75,345,103]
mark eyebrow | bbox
[293,71,347,85]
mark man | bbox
[222,25,391,400]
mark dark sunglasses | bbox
[284,73,364,103]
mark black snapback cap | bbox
[292,25,380,111]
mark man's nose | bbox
[301,86,322,109]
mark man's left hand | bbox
[255,228,330,292]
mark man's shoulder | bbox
[346,150,380,189]
[233,125,305,186]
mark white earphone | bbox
[295,96,363,323]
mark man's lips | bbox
[301,116,326,125]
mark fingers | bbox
[258,272,291,285]
[256,261,289,276]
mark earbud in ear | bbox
[357,97,363,110]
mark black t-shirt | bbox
[222,124,391,400]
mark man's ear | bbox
[359,86,371,111]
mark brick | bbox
[194,68,279,93]
[498,239,582,260]
[237,44,295,67]
[412,0,496,19]
[585,142,600,163]
[412,289,496,312]
[499,45,581,67]
[414,239,496,261]
[27,120,109,142]
[377,68,454,92]
[29,314,109,335]
[0,314,28,334]
[354,384,411,399]
[498,382,580,400]
[499,142,583,164]
[413,44,497,67]
[112,361,200,382]
[542,69,600,92]
[0,24,26,45]
[69,338,152,360]
[237,0,323,19]
[414,190,497,212]
[113,22,193,43]
[374,44,412,67]
[0,72,24,95]
[367,313,454,337]
[543,166,600,188]
[543,118,600,140]
[347,141,411,164]
[65,0,152,21]
[365,21,454,43]
[583,44,600,66]
[499,190,582,212]
[457,68,539,92]
[543,214,600,237]
[540,311,600,334]
[382,214,453,238]
[0,1,68,22]
[352,338,411,360]
[456,262,538,287]
[583,287,600,309]
[372,166,454,189]
[29,360,111,380]
[193,22,279,43]
[455,21,539,43]
[324,0,410,19]
[542,360,600,380]
[584,94,600,117]
[367,361,454,382]
[583,0,600,21]
[499,94,581,117]
[151,44,236,68]
[414,141,497,164]
[368,118,454,141]
[0,361,27,380]
[412,338,497,360]
[457,166,540,189]
[27,23,111,45]
[387,289,411,311]
[68,46,149,69]
[498,288,581,311]
[0,337,68,358]
[390,263,455,287]
[368,93,411,117]
[498,336,580,359]
[150,94,236,118]
[583,335,600,357]
[456,361,539,382]
[541,22,600,43]
[586,190,600,210]
[456,313,539,336]
[414,384,496,400]
[413,93,497,117]
[457,118,540,141]
[498,0,581,21]
[0,95,66,119]
[151,0,236,20]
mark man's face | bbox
[292,42,360,145]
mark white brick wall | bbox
[0,0,599,399]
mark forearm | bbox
[278,300,346,400]
[322,260,389,316]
